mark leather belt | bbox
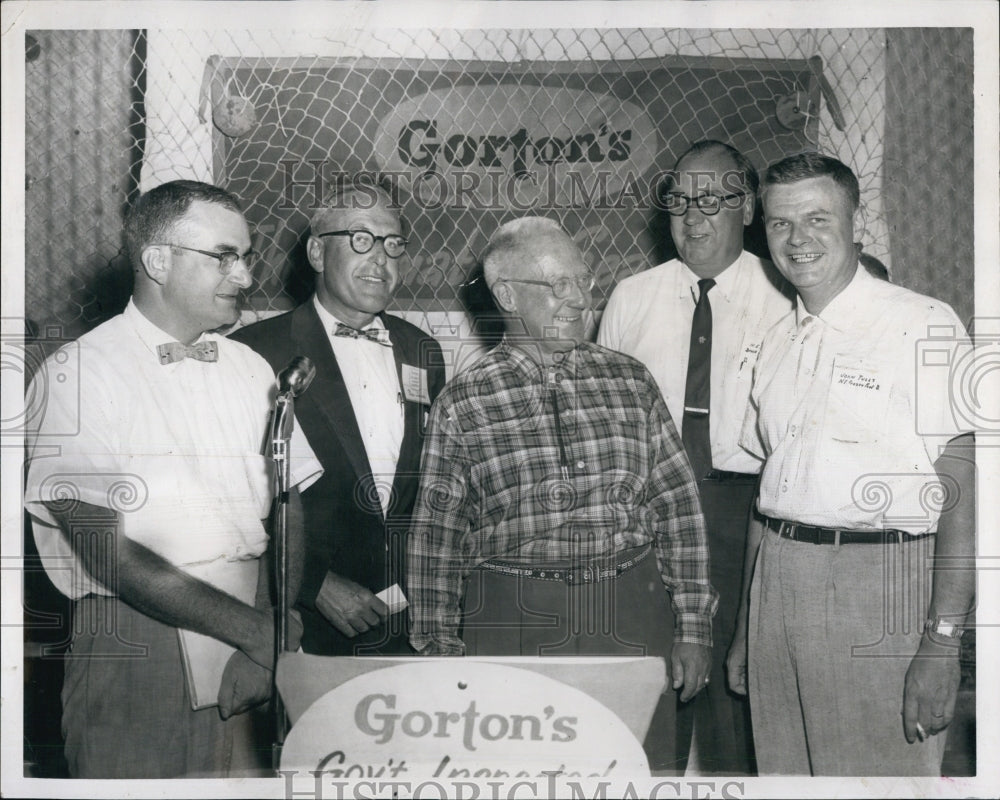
[478,546,651,584]
[763,515,933,546]
[702,469,757,482]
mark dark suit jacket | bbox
[230,301,445,654]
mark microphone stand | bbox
[269,388,295,774]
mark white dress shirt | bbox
[314,295,403,517]
[599,250,792,474]
[741,265,970,533]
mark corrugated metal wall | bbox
[24,29,144,342]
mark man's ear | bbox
[491,281,517,313]
[742,192,755,227]
[140,245,170,286]
[306,236,325,274]
[852,206,866,243]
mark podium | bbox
[276,654,666,779]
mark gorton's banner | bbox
[211,56,819,313]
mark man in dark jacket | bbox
[233,181,445,655]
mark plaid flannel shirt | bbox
[408,339,717,655]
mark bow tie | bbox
[333,323,392,347]
[156,340,219,364]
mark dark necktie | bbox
[333,322,392,347]
[682,278,715,480]
[156,340,219,365]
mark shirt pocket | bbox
[825,356,892,443]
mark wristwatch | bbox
[924,616,964,641]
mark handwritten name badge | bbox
[828,356,890,435]
[402,364,431,405]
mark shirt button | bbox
[781,486,788,493]
[576,460,586,470]
[554,372,564,382]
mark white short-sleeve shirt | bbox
[599,250,793,474]
[741,266,970,533]
[24,300,323,598]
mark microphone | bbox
[277,356,316,397]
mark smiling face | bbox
[494,229,592,364]
[308,193,402,328]
[158,200,253,342]
[762,175,862,313]
[668,148,753,278]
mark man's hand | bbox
[725,625,749,696]
[902,635,961,743]
[670,641,712,702]
[315,572,388,638]
[218,650,273,719]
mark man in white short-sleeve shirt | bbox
[24,180,322,778]
[734,153,975,776]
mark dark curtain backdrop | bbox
[883,28,975,329]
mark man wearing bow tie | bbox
[23,180,323,777]
[232,179,445,656]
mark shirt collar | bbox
[497,337,588,381]
[794,262,866,333]
[677,250,747,304]
[313,294,385,333]
[124,299,214,362]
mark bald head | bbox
[310,183,398,235]
[482,216,578,287]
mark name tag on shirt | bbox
[738,340,762,375]
[401,363,431,405]
[829,356,890,438]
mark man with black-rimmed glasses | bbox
[599,141,792,775]
[232,178,445,657]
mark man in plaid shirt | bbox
[407,216,717,773]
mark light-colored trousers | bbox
[749,529,948,775]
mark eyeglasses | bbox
[318,229,408,259]
[155,244,258,275]
[663,192,745,217]
[500,273,596,299]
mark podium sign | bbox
[278,656,664,779]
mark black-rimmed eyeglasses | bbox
[663,192,745,217]
[500,273,596,299]
[317,229,408,259]
[154,244,258,275]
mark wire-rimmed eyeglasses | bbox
[154,244,258,275]
[317,229,408,259]
[499,273,596,299]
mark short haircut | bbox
[665,140,760,196]
[482,216,567,287]
[309,174,400,233]
[761,152,860,212]
[124,180,242,268]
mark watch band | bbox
[924,616,964,641]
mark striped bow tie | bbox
[333,323,392,347]
[156,340,219,364]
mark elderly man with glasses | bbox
[232,178,445,657]
[24,180,323,777]
[407,216,717,774]
[598,141,793,775]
